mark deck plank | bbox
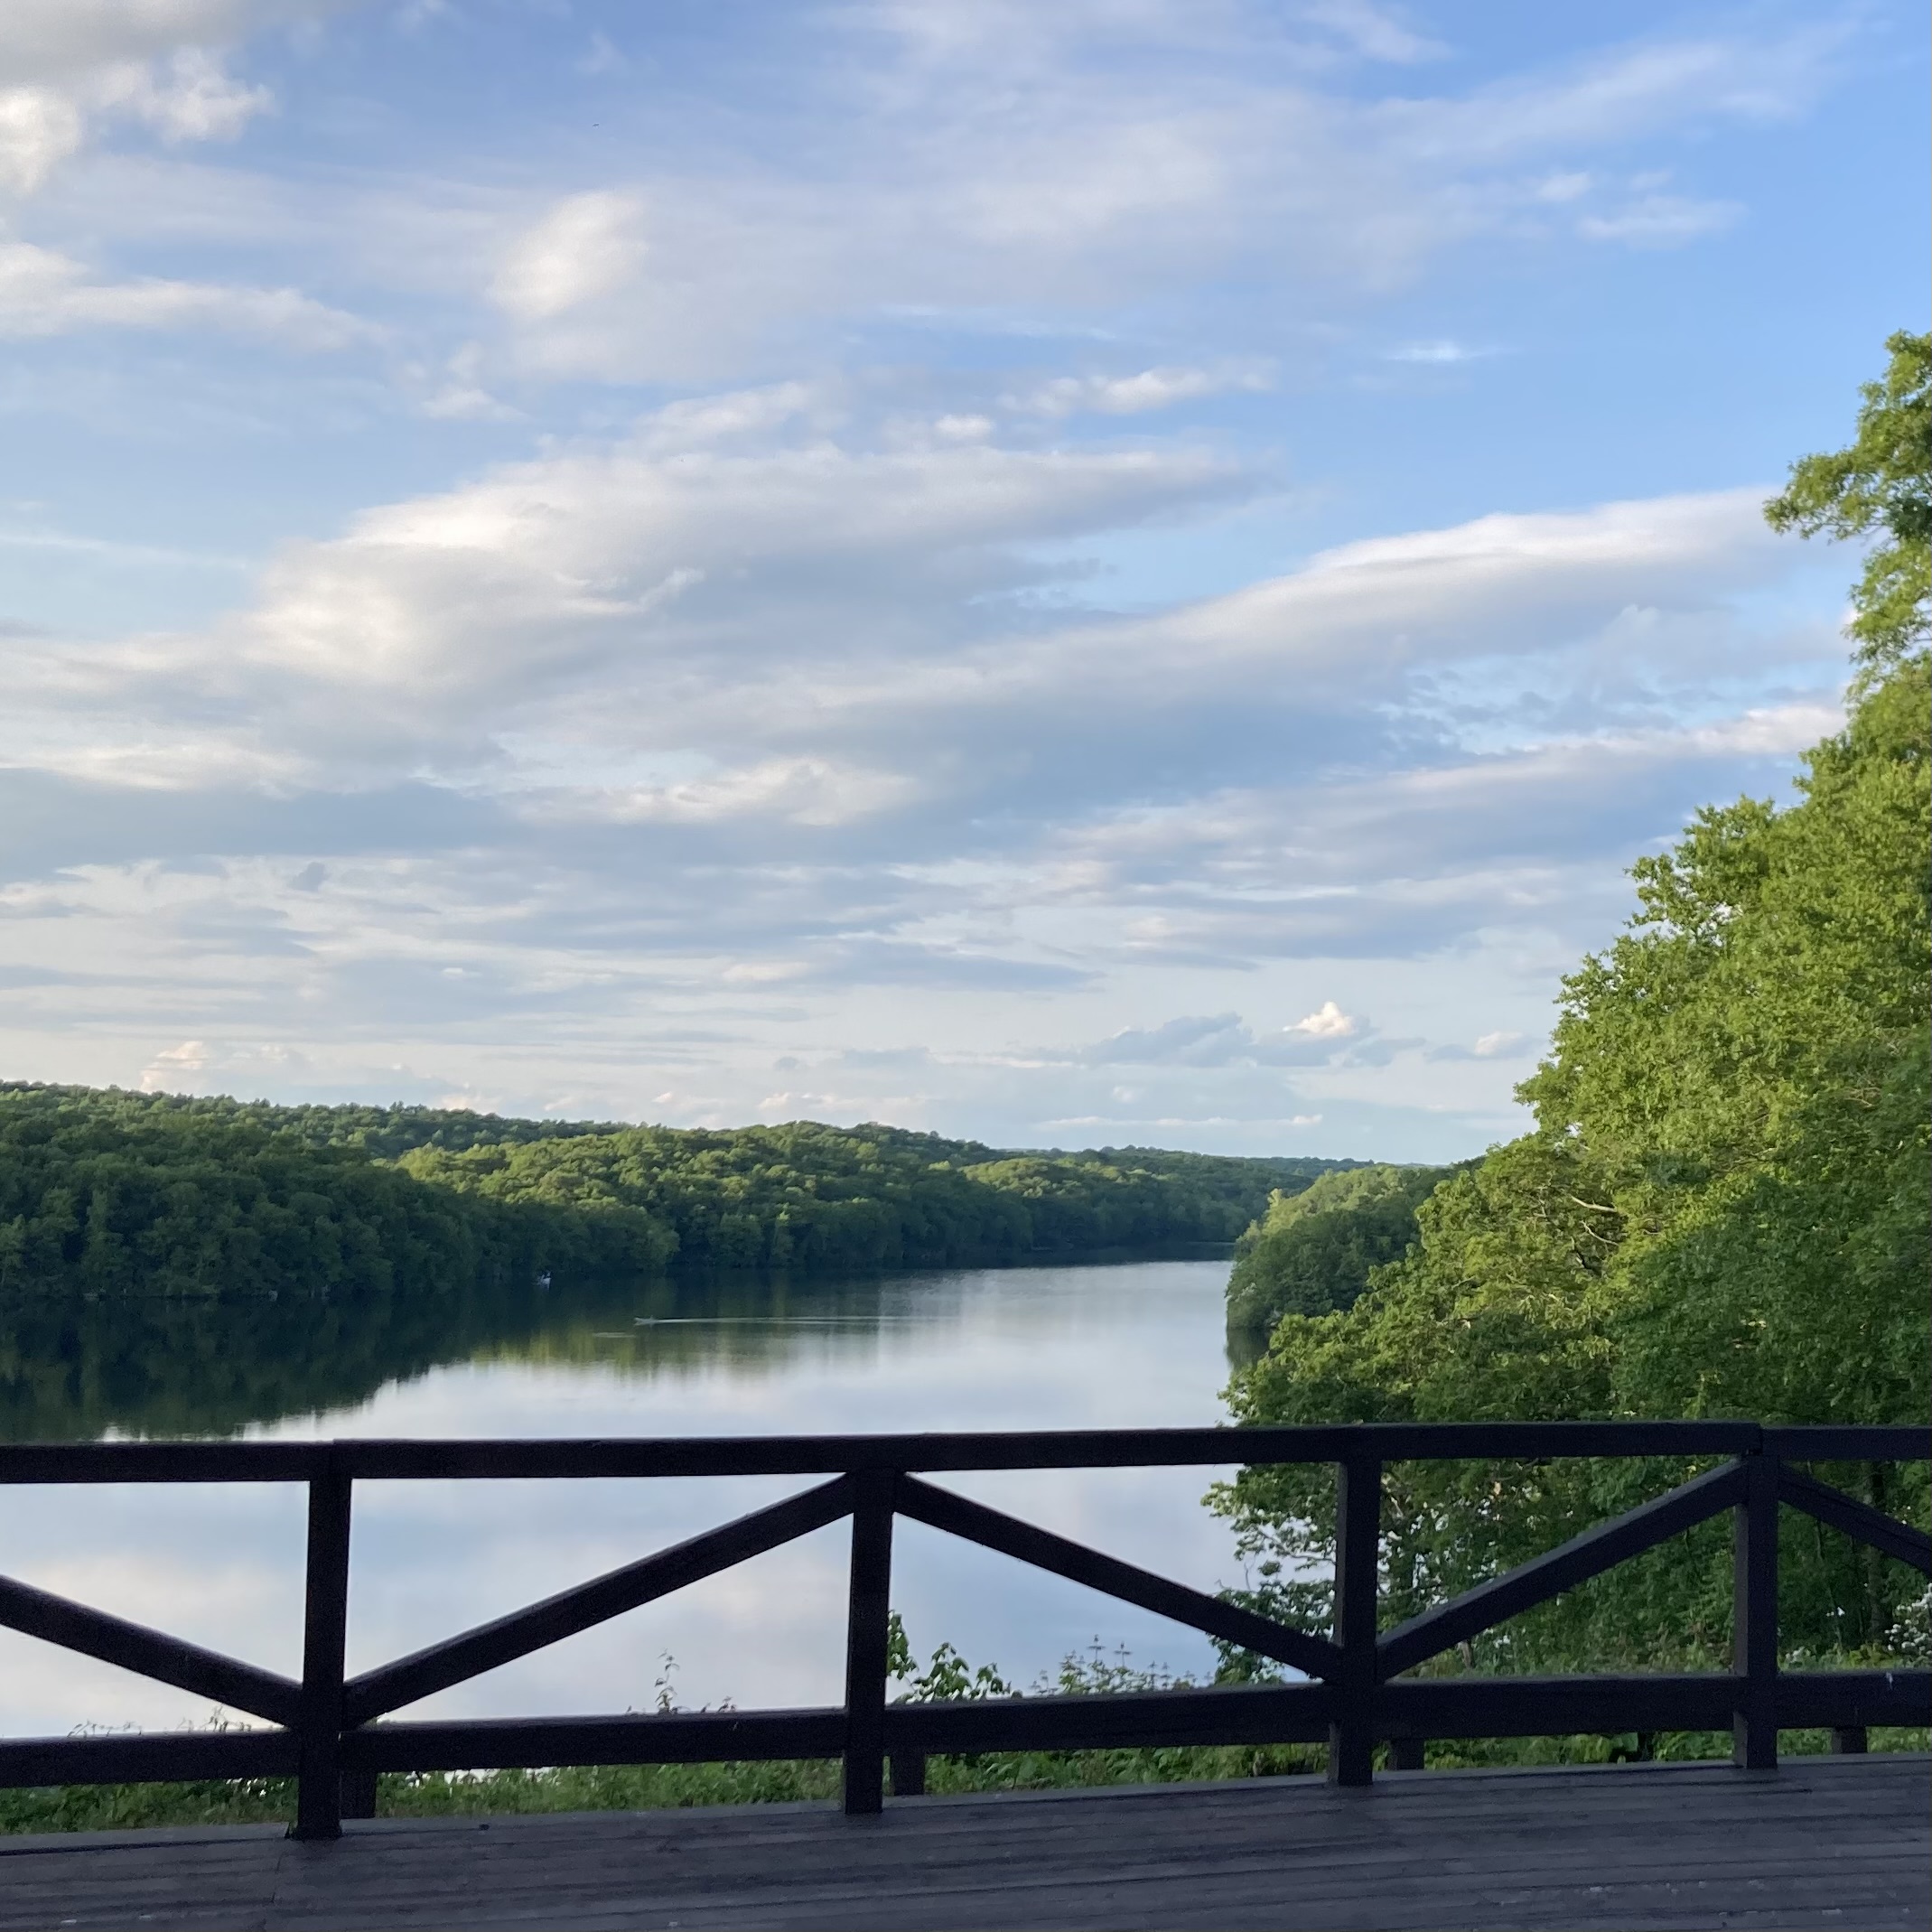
[1,1755,1923,1932]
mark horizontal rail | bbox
[342,1709,848,1773]
[1377,1462,1744,1680]
[885,1671,1926,1751]
[0,1728,299,1787]
[2,1423,1924,1485]
[0,1442,328,1485]
[1775,1670,1932,1731]
[897,1477,1340,1679]
[1380,1670,1932,1741]
[14,1667,1918,1794]
[889,1683,1333,1754]
[342,1478,854,1724]
[1778,1467,1932,1575]
[1764,1427,1932,1462]
[0,1572,302,1728]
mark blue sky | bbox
[0,0,1924,1158]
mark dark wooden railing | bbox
[0,1423,1925,1838]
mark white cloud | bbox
[416,341,518,420]
[0,409,1800,846]
[0,239,370,346]
[439,15,1833,382]
[1077,1011,1368,1069]
[139,1037,212,1089]
[534,758,919,830]
[490,191,649,322]
[1298,1,1445,66]
[0,4,285,82]
[0,86,83,194]
[1426,1027,1534,1063]
[1290,1000,1356,1039]
[210,406,1244,713]
[96,45,271,142]
[1010,361,1274,417]
[1385,28,1838,164]
[0,37,275,203]
[1579,193,1740,248]
[1385,339,1493,365]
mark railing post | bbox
[293,1453,353,1840]
[1329,1454,1380,1787]
[842,1467,897,1816]
[1732,1450,1778,1771]
[338,1768,378,1819]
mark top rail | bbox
[0,1422,1924,1482]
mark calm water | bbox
[0,1258,1260,1737]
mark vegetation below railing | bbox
[8,1678,1925,1838]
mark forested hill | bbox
[0,1083,1356,1296]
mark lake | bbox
[0,1257,1261,1738]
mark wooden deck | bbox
[1,1755,1925,1931]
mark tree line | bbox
[0,1084,1352,1298]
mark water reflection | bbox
[0,1255,1245,1442]
[0,1258,1255,1734]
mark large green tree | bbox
[1216,336,1931,1674]
[1766,331,1930,685]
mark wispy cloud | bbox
[1385,339,1498,365]
[1006,361,1274,417]
[1579,193,1741,248]
[0,240,373,346]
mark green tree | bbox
[1765,330,1930,684]
[1224,1162,1455,1332]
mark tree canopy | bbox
[0,1084,1349,1296]
[1224,1162,1458,1333]
[1765,329,1930,684]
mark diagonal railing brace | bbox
[1377,1461,1745,1680]
[342,1476,854,1725]
[1778,1466,1932,1575]
[896,1475,1340,1679]
[0,1570,300,1728]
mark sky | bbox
[0,0,1924,1162]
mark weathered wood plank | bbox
[0,1753,1922,1932]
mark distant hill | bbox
[0,1082,1359,1296]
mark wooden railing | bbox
[0,1423,1925,1838]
